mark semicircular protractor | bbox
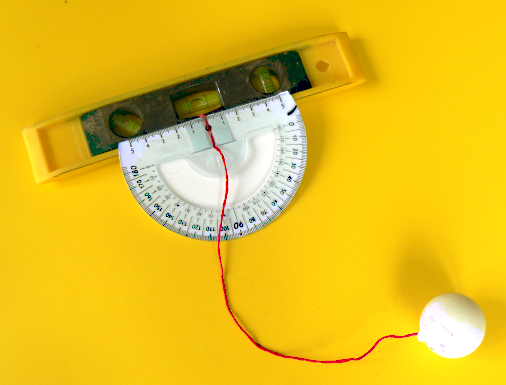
[118,91,307,240]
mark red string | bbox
[201,114,418,363]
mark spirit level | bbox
[23,33,365,184]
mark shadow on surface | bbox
[394,236,457,323]
[474,295,506,355]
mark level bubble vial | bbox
[173,90,222,120]
[109,109,143,138]
[250,66,281,94]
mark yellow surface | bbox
[1,1,506,384]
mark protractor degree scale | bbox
[119,92,307,240]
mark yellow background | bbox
[1,1,505,383]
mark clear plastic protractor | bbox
[118,92,307,241]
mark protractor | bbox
[118,91,306,240]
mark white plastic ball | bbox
[418,293,486,358]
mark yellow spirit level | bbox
[23,33,365,184]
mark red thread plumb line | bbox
[200,114,418,363]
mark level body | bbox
[23,33,365,184]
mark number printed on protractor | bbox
[119,92,307,241]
